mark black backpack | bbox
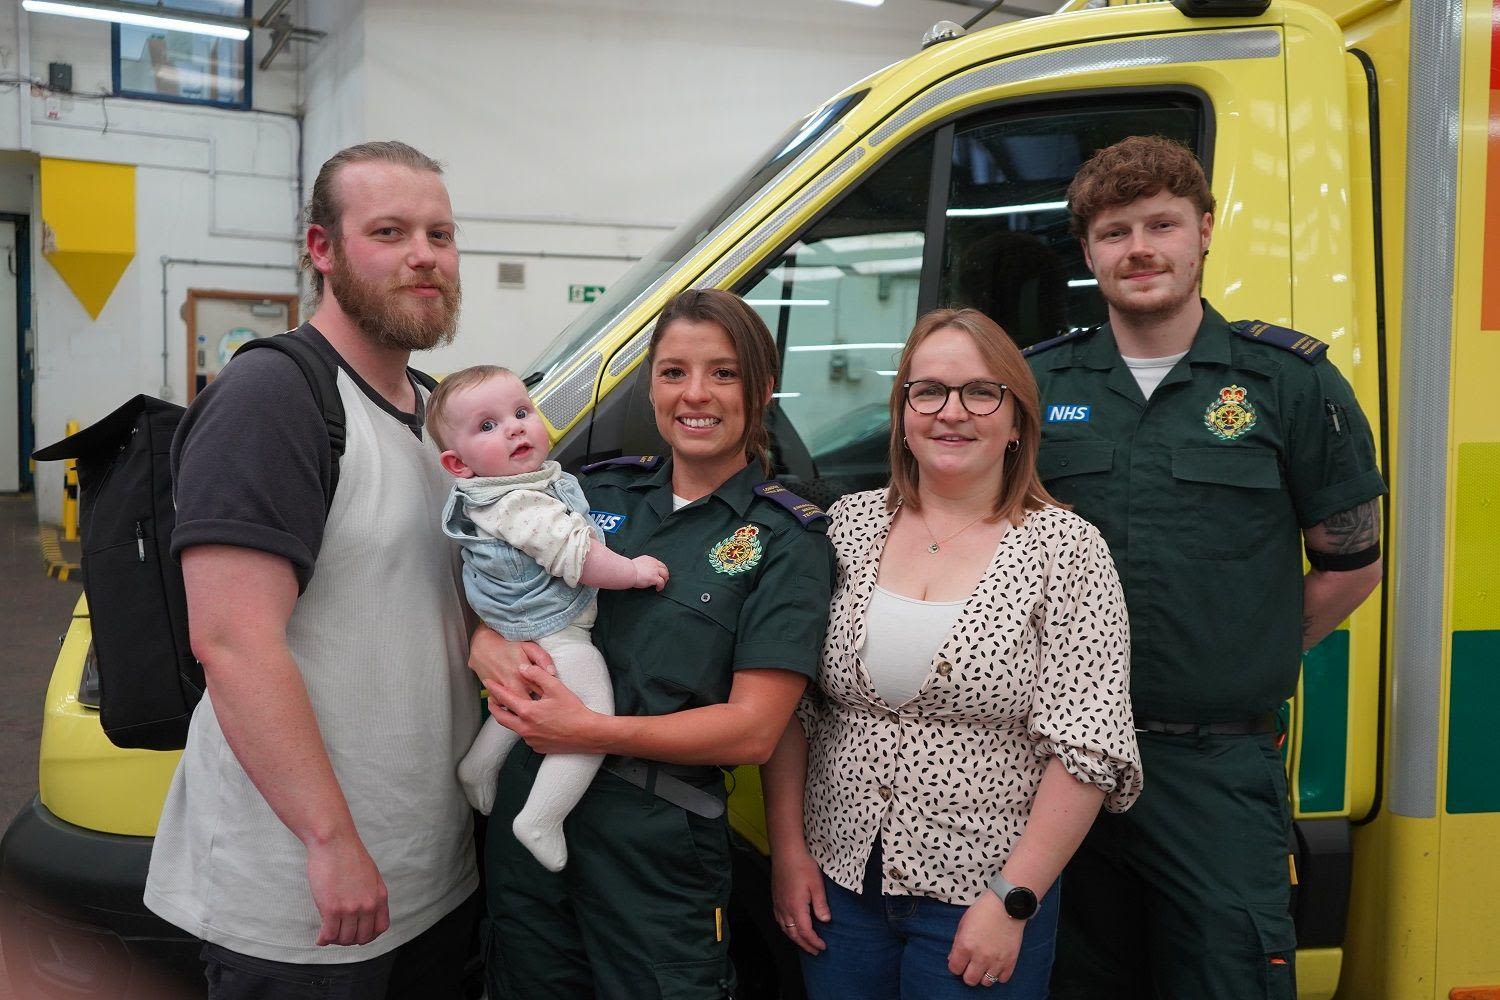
[32,334,437,751]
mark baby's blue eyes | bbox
[514,407,529,420]
[480,419,496,432]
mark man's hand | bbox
[306,836,390,947]
[468,625,556,701]
[631,555,669,591]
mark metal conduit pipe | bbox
[455,211,674,231]
[158,256,299,399]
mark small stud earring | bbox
[1006,439,1019,453]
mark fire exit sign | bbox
[568,284,606,303]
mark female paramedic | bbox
[469,287,835,1000]
[763,309,1142,998]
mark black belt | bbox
[602,756,726,820]
[1135,712,1278,736]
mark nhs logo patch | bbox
[589,510,627,534]
[1046,404,1092,423]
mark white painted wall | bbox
[14,0,1054,516]
[0,0,304,514]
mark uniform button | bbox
[878,786,891,800]
[888,867,904,880]
[699,593,711,604]
[936,661,951,677]
[886,711,899,723]
[1059,457,1070,467]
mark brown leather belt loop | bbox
[1135,712,1278,736]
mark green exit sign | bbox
[568,284,606,304]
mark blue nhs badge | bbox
[589,510,627,534]
[1046,404,1092,424]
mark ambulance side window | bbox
[740,134,935,503]
[939,96,1205,349]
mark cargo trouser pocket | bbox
[1251,910,1297,1000]
[652,959,734,999]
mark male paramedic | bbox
[1028,135,1385,999]
[144,141,480,999]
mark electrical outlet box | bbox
[48,62,71,92]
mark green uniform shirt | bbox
[582,458,835,720]
[1027,302,1385,723]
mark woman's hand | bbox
[468,625,555,699]
[485,664,606,755]
[771,847,830,956]
[948,890,1025,988]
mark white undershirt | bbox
[861,584,965,706]
[1120,350,1187,400]
[673,494,690,510]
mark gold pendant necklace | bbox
[914,507,988,553]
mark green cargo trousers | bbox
[1050,730,1297,1000]
[484,745,736,1000]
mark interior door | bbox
[0,220,19,493]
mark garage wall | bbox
[312,0,993,375]
[0,1,304,516]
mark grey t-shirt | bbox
[146,326,480,963]
[168,325,425,589]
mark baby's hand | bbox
[632,555,669,591]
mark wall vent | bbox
[497,261,526,288]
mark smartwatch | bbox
[987,873,1039,920]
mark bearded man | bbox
[145,141,481,1000]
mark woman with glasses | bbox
[763,308,1142,998]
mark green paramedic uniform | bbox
[484,456,834,1000]
[1027,302,1385,1000]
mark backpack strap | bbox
[234,336,346,513]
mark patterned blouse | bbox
[796,489,1142,906]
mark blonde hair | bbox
[885,309,1062,524]
[424,364,515,451]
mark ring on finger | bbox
[982,972,999,985]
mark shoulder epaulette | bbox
[579,454,664,474]
[1022,327,1095,359]
[1229,320,1328,362]
[753,481,827,528]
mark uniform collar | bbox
[1088,299,1232,370]
[633,457,761,520]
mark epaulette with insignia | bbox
[579,454,664,474]
[1022,327,1096,359]
[1229,320,1328,362]
[753,481,827,527]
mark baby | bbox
[426,364,668,872]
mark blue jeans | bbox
[801,850,1059,1000]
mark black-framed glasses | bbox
[902,379,1009,416]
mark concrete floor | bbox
[0,495,84,1000]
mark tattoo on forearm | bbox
[1314,499,1380,554]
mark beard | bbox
[1104,260,1202,323]
[326,245,461,352]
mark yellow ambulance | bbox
[4,0,1497,997]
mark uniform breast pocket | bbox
[1171,447,1289,559]
[1038,439,1117,534]
[644,579,744,706]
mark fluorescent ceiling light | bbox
[946,200,1068,218]
[772,392,802,399]
[818,233,923,253]
[22,0,250,40]
[850,256,922,276]
[836,0,885,6]
[1067,278,1098,287]
[786,342,904,352]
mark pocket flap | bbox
[660,579,742,632]
[652,958,730,998]
[1038,440,1115,480]
[1172,447,1281,489]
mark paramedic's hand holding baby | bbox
[427,365,668,872]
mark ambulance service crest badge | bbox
[709,525,763,576]
[1204,384,1257,441]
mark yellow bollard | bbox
[61,419,79,541]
